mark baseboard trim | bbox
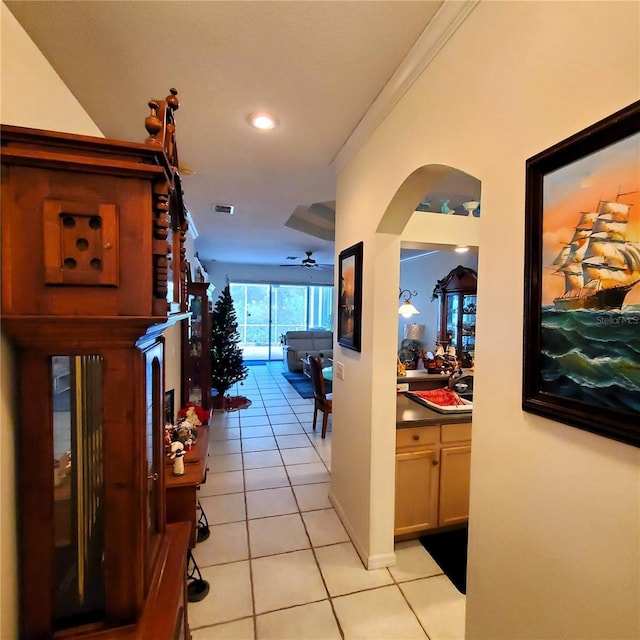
[329,490,396,570]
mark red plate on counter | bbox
[406,389,473,413]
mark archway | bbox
[377,164,481,235]
[379,163,482,581]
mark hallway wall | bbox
[332,1,640,638]
[0,6,105,637]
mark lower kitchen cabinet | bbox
[394,422,471,537]
[395,449,440,534]
[439,444,471,526]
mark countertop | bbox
[397,370,452,383]
[396,393,472,428]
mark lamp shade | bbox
[398,300,420,317]
[405,324,425,340]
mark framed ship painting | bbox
[523,100,640,447]
[338,241,363,352]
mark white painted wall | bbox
[0,5,103,134]
[0,6,105,636]
[332,1,639,638]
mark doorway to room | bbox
[379,162,481,590]
[230,282,333,361]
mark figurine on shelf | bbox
[164,415,197,457]
[185,405,202,427]
[164,424,174,449]
[175,420,196,445]
[170,441,185,476]
[177,402,210,425]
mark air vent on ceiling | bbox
[213,203,234,215]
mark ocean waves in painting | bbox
[540,305,640,413]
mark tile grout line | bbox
[197,367,399,636]
[195,364,343,637]
[253,365,343,637]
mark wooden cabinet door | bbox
[394,449,439,535]
[438,444,471,526]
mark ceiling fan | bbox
[280,251,332,269]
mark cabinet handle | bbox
[412,434,420,441]
[431,460,439,466]
[147,472,158,481]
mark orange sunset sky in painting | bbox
[341,257,355,300]
[541,131,640,306]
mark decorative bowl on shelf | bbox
[462,200,480,216]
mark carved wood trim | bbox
[145,89,187,315]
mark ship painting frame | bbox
[337,241,363,352]
[523,100,640,448]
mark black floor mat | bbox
[419,526,468,594]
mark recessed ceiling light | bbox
[455,245,470,253]
[248,112,279,130]
[178,162,196,176]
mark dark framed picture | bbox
[338,241,363,352]
[523,100,640,447]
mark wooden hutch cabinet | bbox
[182,282,214,412]
[432,265,478,368]
[1,90,192,639]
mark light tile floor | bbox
[189,363,465,639]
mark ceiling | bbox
[5,0,467,268]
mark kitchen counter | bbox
[397,369,451,383]
[397,370,450,390]
[396,392,472,428]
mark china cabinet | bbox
[182,282,214,412]
[1,90,192,639]
[432,266,477,367]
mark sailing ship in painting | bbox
[541,191,640,413]
[551,194,640,310]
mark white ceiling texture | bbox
[6,1,479,268]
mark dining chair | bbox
[308,355,332,438]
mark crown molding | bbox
[331,0,479,173]
[186,209,199,239]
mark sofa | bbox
[283,330,333,372]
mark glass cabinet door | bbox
[145,345,164,567]
[461,294,477,360]
[52,355,106,630]
[183,282,213,411]
[445,292,459,347]
[186,290,204,406]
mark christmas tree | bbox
[210,285,249,401]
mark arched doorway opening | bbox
[380,163,482,592]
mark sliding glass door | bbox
[230,283,333,361]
